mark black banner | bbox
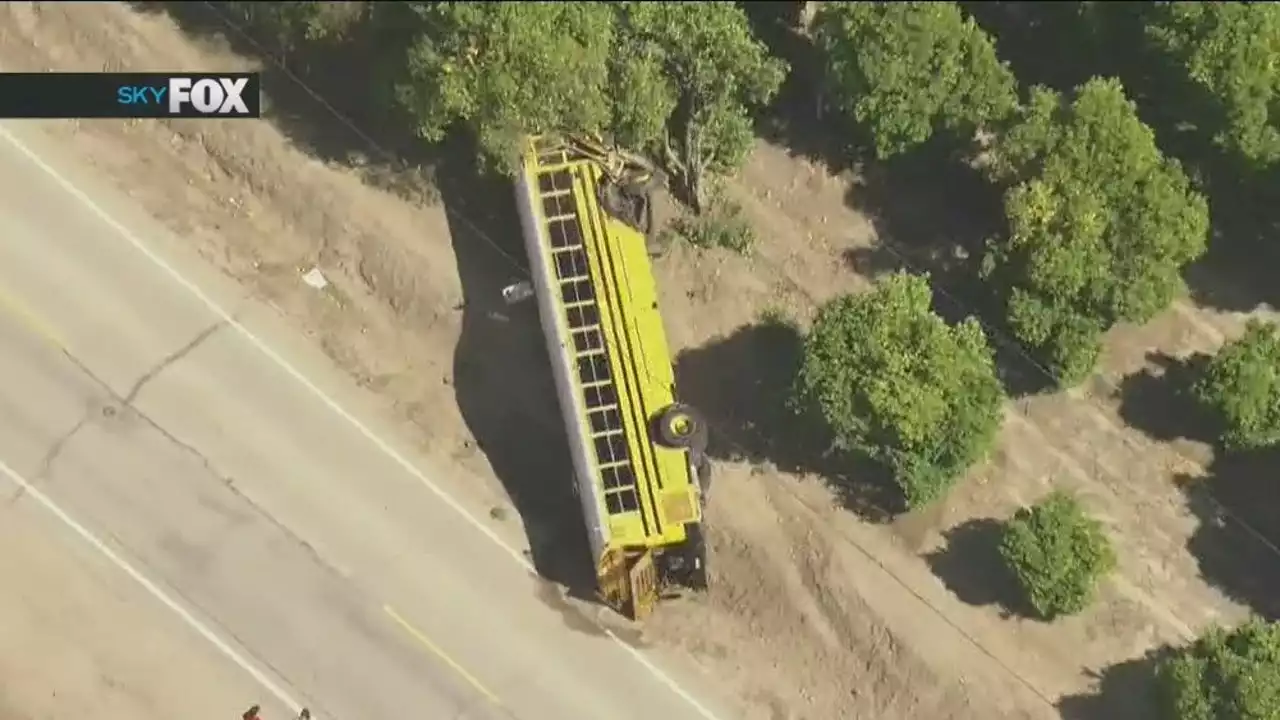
[0,72,262,119]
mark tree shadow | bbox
[740,0,871,174]
[1055,646,1174,720]
[962,2,1148,98]
[673,316,902,521]
[1114,350,1216,444]
[844,142,1053,397]
[845,143,1001,291]
[1133,76,1280,315]
[1183,168,1280,314]
[140,1,602,598]
[131,1,444,203]
[1178,444,1280,620]
[924,516,1034,617]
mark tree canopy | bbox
[999,490,1116,620]
[1193,320,1280,451]
[811,1,1018,159]
[223,1,370,50]
[388,2,784,203]
[610,2,787,210]
[982,77,1210,386]
[1146,2,1280,171]
[1156,618,1280,720]
[793,272,1005,509]
[394,2,618,173]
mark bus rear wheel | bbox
[655,403,709,454]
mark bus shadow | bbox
[435,141,601,603]
[131,0,605,611]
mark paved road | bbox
[0,122,732,720]
[0,483,271,719]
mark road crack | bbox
[36,415,90,480]
[15,313,352,583]
[9,319,229,506]
[124,319,227,405]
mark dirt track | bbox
[3,3,1279,719]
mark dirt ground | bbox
[4,3,1280,719]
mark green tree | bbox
[1156,618,1280,720]
[394,2,617,173]
[1193,320,1280,451]
[611,2,787,211]
[811,1,1017,159]
[390,2,784,205]
[982,77,1210,386]
[1146,2,1280,171]
[222,1,370,50]
[793,272,1004,509]
[999,490,1116,620]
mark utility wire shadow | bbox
[1055,647,1172,720]
[1177,446,1280,621]
[132,1,443,204]
[924,517,1035,618]
[139,1,603,601]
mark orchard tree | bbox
[1156,618,1280,720]
[390,2,784,209]
[793,272,1004,509]
[1193,320,1280,451]
[982,77,1210,386]
[394,2,617,173]
[1146,2,1280,171]
[611,2,787,211]
[811,1,1017,159]
[222,1,370,50]
[999,490,1116,620]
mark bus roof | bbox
[514,136,700,554]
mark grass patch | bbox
[663,197,756,255]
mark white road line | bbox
[0,455,305,716]
[0,124,727,720]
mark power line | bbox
[189,4,1063,708]
[191,0,1265,699]
[205,0,1271,613]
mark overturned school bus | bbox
[512,134,711,620]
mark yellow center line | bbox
[0,282,66,350]
[383,604,505,708]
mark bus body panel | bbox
[513,137,703,608]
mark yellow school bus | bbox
[512,134,710,620]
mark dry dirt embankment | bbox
[7,4,1278,719]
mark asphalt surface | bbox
[0,121,732,720]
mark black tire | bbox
[599,181,650,234]
[599,182,630,221]
[655,403,709,454]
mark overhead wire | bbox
[190,1,1275,706]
